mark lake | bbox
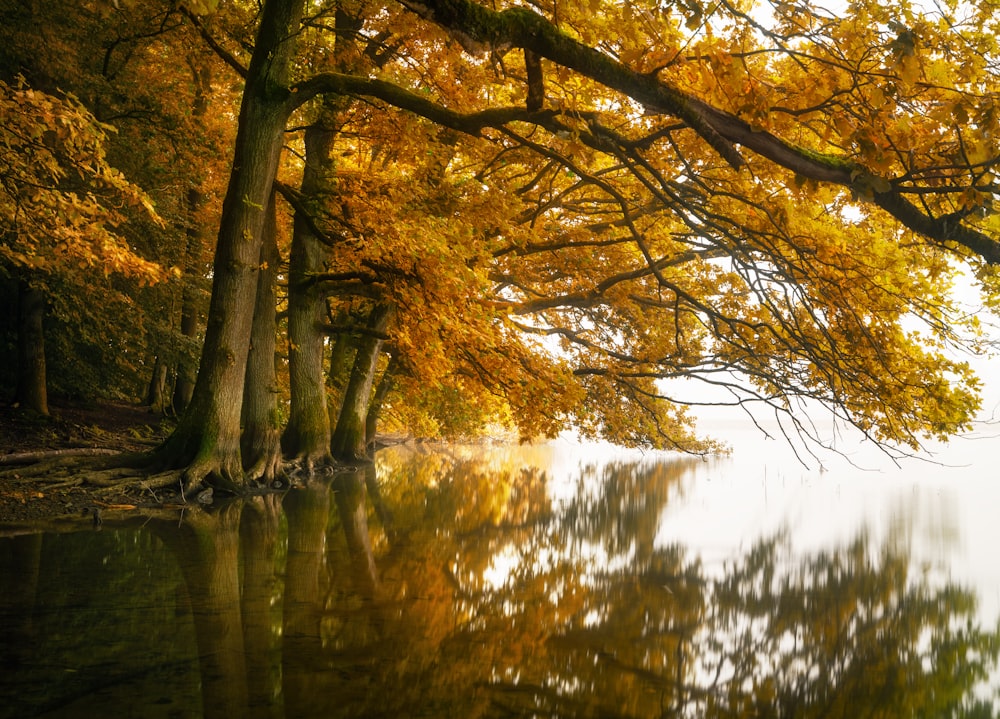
[1,427,998,718]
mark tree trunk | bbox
[326,320,356,425]
[331,304,393,462]
[240,193,283,486]
[365,352,397,448]
[282,116,336,468]
[157,0,304,493]
[173,62,211,414]
[16,279,48,416]
[284,10,364,468]
[145,356,170,415]
[172,187,204,414]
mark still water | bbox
[1,435,998,718]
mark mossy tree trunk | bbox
[240,192,282,485]
[156,0,304,494]
[284,10,365,469]
[330,303,393,462]
[282,114,336,469]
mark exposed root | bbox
[0,447,121,466]
[95,470,183,496]
[36,476,85,491]
[180,459,215,501]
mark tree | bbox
[154,0,306,493]
[8,0,1000,493]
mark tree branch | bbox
[395,0,1000,264]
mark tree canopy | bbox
[2,0,999,490]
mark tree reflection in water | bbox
[0,446,997,718]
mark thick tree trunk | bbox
[240,193,283,485]
[16,279,48,416]
[282,118,336,468]
[157,0,304,493]
[284,11,364,467]
[330,304,393,462]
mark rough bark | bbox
[330,304,394,462]
[15,279,48,416]
[240,193,283,486]
[282,116,337,468]
[157,0,304,493]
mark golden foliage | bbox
[0,79,166,283]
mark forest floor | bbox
[0,401,174,524]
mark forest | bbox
[2,0,999,497]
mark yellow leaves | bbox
[0,79,166,283]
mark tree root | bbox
[0,447,121,467]
[95,470,183,496]
[1,440,344,509]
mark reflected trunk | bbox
[0,534,43,671]
[281,480,330,717]
[363,463,397,548]
[240,495,283,719]
[333,469,379,598]
[157,505,248,719]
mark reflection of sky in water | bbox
[480,402,1000,639]
[651,418,1000,625]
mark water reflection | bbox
[0,446,997,718]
